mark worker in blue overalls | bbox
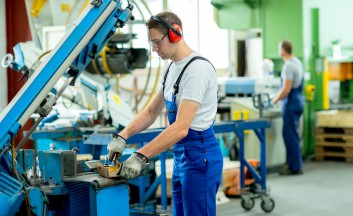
[273,40,304,175]
[107,11,223,215]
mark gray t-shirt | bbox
[161,52,217,131]
[281,57,303,88]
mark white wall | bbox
[0,0,7,110]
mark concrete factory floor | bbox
[217,161,353,216]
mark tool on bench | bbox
[98,152,150,179]
[99,153,120,178]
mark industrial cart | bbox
[214,120,275,213]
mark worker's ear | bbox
[168,24,182,43]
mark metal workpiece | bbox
[63,173,127,189]
[98,161,121,178]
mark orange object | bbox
[224,160,259,196]
[328,62,352,81]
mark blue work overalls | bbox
[162,57,223,216]
[281,79,304,171]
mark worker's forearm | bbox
[273,89,289,103]
[119,109,160,139]
[137,122,188,158]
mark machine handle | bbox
[252,93,271,118]
[252,93,271,109]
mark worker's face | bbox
[278,43,285,58]
[147,28,172,60]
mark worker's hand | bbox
[107,134,126,161]
[117,152,148,179]
[272,98,278,105]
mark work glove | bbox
[117,152,148,179]
[107,134,126,161]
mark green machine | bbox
[211,0,329,157]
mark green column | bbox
[303,8,320,157]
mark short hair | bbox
[281,40,292,54]
[146,11,182,35]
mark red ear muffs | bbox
[169,24,182,43]
[150,15,183,43]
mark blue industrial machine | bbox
[85,120,276,213]
[0,1,136,215]
[217,76,281,98]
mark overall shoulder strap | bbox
[162,62,173,92]
[173,56,215,96]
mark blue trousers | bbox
[282,103,303,171]
[172,127,223,216]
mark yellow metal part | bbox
[322,59,329,110]
[305,85,316,101]
[61,3,71,12]
[98,162,121,178]
[113,94,121,105]
[30,0,47,17]
[232,109,249,121]
[232,109,250,134]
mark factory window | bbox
[120,0,229,69]
[168,0,229,69]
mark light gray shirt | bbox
[161,52,217,131]
[281,57,303,89]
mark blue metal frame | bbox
[85,120,271,211]
[96,185,129,216]
[214,120,270,191]
[84,129,170,211]
[0,1,134,214]
[0,0,132,150]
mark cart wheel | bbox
[241,197,255,211]
[261,198,275,213]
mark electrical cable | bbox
[134,0,160,112]
[140,56,161,111]
[139,0,153,15]
[22,186,31,216]
[0,146,8,158]
[91,59,104,75]
[37,50,52,61]
[129,2,152,111]
[11,138,18,179]
[11,137,31,215]
[100,46,116,76]
[64,0,79,25]
[114,0,159,113]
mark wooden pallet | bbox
[315,146,353,162]
[315,135,353,146]
[315,153,353,163]
[315,127,353,135]
[315,127,353,162]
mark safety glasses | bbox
[148,33,168,47]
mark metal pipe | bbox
[15,75,75,152]
[15,116,44,152]
[33,140,37,179]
